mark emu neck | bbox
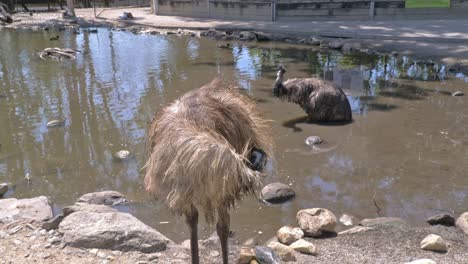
[273,73,284,95]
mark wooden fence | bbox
[154,0,468,21]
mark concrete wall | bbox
[155,0,468,21]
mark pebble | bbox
[420,234,449,252]
[90,248,99,256]
[114,150,131,160]
[106,256,116,261]
[277,225,304,245]
[29,235,37,241]
[8,225,22,235]
[238,247,255,264]
[39,229,47,236]
[112,250,123,256]
[97,252,107,259]
[44,243,52,249]
[12,239,22,246]
[49,236,61,244]
[290,239,317,255]
[210,251,220,257]
[339,214,358,226]
[305,136,323,146]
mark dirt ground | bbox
[1,219,468,264]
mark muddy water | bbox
[1,28,467,243]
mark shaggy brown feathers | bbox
[144,79,271,223]
[273,67,352,122]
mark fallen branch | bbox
[36,47,81,61]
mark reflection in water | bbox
[0,28,467,242]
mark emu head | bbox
[273,65,286,96]
[248,147,267,172]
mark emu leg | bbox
[185,205,199,264]
[216,206,230,264]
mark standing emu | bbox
[273,66,352,122]
[144,79,271,264]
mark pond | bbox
[0,28,467,243]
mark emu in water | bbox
[273,66,352,122]
[144,79,271,264]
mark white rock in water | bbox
[420,234,449,252]
[114,150,130,160]
[47,120,65,128]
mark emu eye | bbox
[248,147,266,171]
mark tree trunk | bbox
[1,0,14,12]
[66,0,75,16]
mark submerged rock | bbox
[296,208,336,237]
[452,91,464,96]
[261,183,295,204]
[76,190,128,206]
[305,136,323,146]
[0,196,53,223]
[328,40,344,49]
[42,214,65,230]
[276,226,303,245]
[420,234,449,252]
[59,211,172,253]
[339,214,358,226]
[426,214,455,226]
[114,150,131,160]
[360,217,407,228]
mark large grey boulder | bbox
[76,190,128,206]
[296,208,336,237]
[261,183,295,204]
[0,196,53,223]
[59,211,172,253]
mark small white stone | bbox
[421,234,449,252]
[277,226,304,245]
[39,229,47,236]
[90,248,99,256]
[97,252,107,259]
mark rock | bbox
[202,232,220,246]
[296,208,337,237]
[405,259,437,264]
[49,236,62,244]
[338,226,373,235]
[261,183,295,204]
[63,203,118,216]
[304,136,323,146]
[90,248,99,255]
[360,217,407,228]
[426,214,455,226]
[456,212,468,235]
[255,32,272,41]
[242,237,258,247]
[276,226,303,245]
[307,37,321,45]
[255,246,283,264]
[0,183,8,196]
[267,242,296,262]
[339,214,358,226]
[289,239,317,255]
[239,31,257,41]
[76,190,128,206]
[114,150,131,160]
[341,43,361,53]
[46,119,65,128]
[452,91,464,96]
[59,211,172,253]
[421,234,449,252]
[97,251,107,259]
[42,214,65,230]
[181,239,205,251]
[328,40,344,49]
[239,247,256,264]
[0,196,53,224]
